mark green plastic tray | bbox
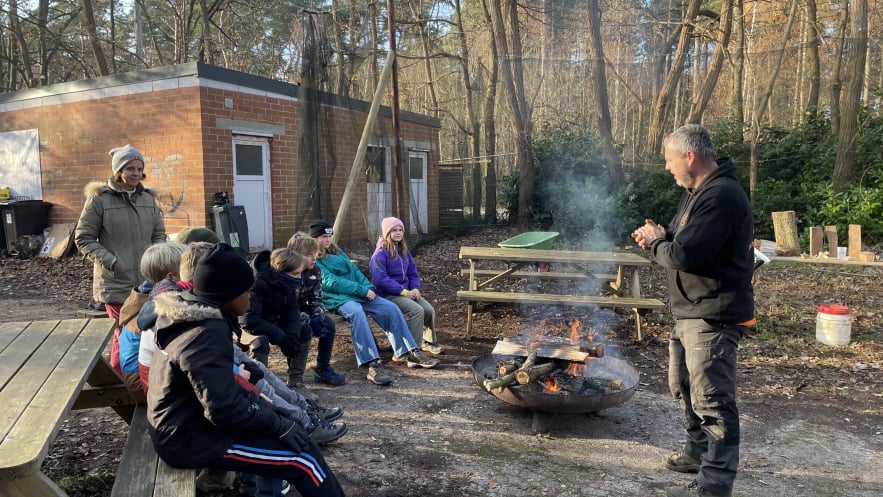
[498,231,560,250]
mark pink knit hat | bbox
[381,217,404,238]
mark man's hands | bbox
[632,219,665,249]
[279,420,310,453]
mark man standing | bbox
[632,124,754,497]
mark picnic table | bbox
[0,318,134,497]
[458,246,665,341]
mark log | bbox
[497,358,524,375]
[578,377,625,394]
[515,362,559,385]
[848,224,862,260]
[484,351,537,392]
[492,340,589,361]
[809,226,823,257]
[825,225,838,257]
[772,211,800,256]
[483,371,518,392]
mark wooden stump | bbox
[772,211,800,256]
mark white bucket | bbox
[816,304,851,346]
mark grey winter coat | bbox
[75,179,166,304]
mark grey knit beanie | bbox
[109,144,144,174]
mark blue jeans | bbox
[669,318,743,496]
[337,297,417,366]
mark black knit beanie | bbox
[309,219,333,238]
[191,243,254,304]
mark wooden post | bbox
[772,211,800,256]
[825,226,838,257]
[808,227,823,257]
[332,50,396,244]
[848,224,862,260]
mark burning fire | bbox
[544,375,561,392]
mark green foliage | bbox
[506,114,883,248]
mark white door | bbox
[232,139,272,251]
[408,151,428,234]
[366,145,392,236]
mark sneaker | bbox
[306,398,344,423]
[366,359,394,385]
[391,353,407,362]
[289,381,319,402]
[406,349,440,369]
[314,364,349,386]
[666,480,732,497]
[280,481,291,495]
[307,417,348,445]
[196,468,236,492]
[664,451,701,473]
[421,340,444,355]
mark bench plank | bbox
[112,405,196,497]
[0,319,107,478]
[460,269,617,281]
[457,290,665,309]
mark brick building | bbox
[0,62,441,249]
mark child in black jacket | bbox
[146,243,344,497]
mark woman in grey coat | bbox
[75,144,166,372]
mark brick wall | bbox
[1,80,439,248]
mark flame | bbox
[568,319,580,342]
[544,375,561,392]
[567,361,584,376]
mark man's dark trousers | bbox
[669,318,744,496]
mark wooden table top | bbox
[0,318,114,480]
[458,246,652,266]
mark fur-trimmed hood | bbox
[152,291,227,351]
[83,179,157,199]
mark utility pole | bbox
[386,0,406,224]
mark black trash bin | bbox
[211,203,250,257]
[0,200,52,254]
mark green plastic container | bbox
[498,231,560,250]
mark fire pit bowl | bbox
[471,353,640,414]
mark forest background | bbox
[1,0,881,248]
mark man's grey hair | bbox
[663,124,715,161]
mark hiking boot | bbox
[406,349,440,369]
[306,398,343,423]
[664,451,701,473]
[366,359,394,385]
[421,340,444,355]
[289,381,319,402]
[666,480,732,497]
[196,468,236,492]
[314,364,348,386]
[307,417,348,445]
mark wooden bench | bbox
[456,290,665,340]
[458,247,662,341]
[111,405,196,497]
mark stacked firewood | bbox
[484,336,624,395]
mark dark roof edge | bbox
[0,62,441,129]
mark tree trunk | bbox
[586,0,625,184]
[451,0,482,223]
[686,0,733,124]
[830,3,849,138]
[480,0,499,224]
[833,0,868,191]
[647,0,702,154]
[82,0,110,76]
[805,0,821,112]
[489,0,534,229]
[8,0,34,87]
[732,0,747,126]
[749,0,799,207]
